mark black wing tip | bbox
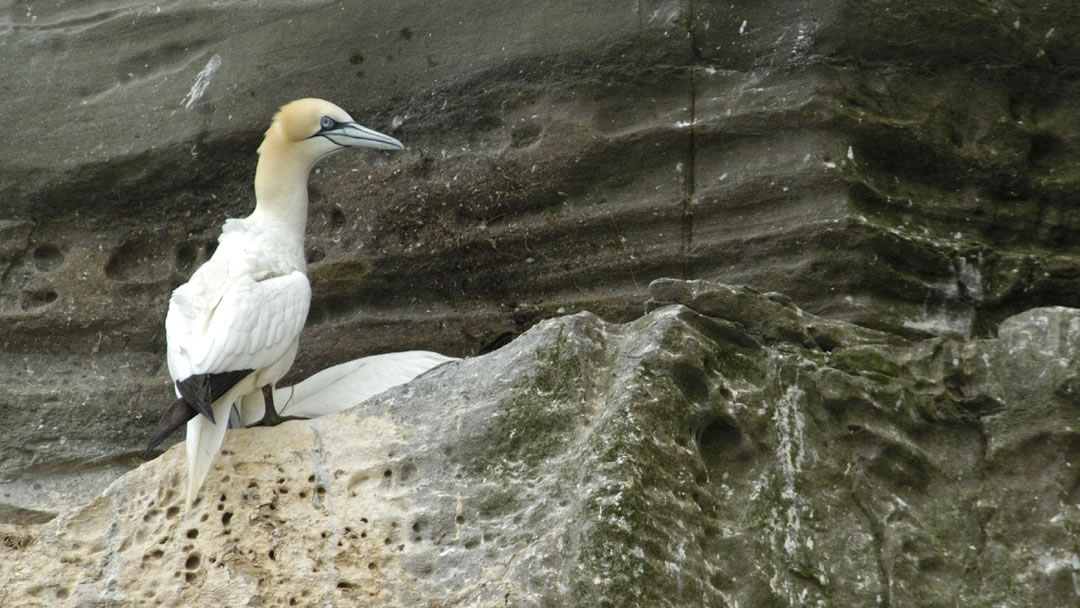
[175,376,217,423]
[142,397,199,460]
[175,370,255,424]
[193,401,216,424]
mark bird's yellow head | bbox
[259,98,403,162]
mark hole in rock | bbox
[20,290,57,310]
[186,529,199,539]
[306,247,325,264]
[330,208,347,230]
[175,243,198,273]
[105,237,173,282]
[185,554,201,570]
[672,362,711,405]
[32,244,63,272]
[1029,133,1066,168]
[221,512,233,526]
[698,417,749,473]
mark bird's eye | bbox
[320,116,335,130]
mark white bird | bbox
[145,98,404,505]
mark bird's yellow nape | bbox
[268,98,354,143]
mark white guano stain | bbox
[181,53,222,109]
[774,376,807,557]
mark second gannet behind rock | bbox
[232,350,459,427]
[155,98,403,505]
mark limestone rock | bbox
[2,279,1078,606]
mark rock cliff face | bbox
[3,279,1079,606]
[2,0,1079,604]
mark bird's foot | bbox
[249,384,307,427]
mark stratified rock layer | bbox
[2,280,1078,607]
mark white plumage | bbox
[158,98,408,505]
[166,221,310,381]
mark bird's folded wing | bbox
[167,270,311,380]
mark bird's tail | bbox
[185,397,236,506]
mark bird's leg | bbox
[254,384,306,427]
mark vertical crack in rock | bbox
[681,0,697,280]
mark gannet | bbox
[147,98,403,505]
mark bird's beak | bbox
[319,122,404,151]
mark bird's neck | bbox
[251,148,315,234]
